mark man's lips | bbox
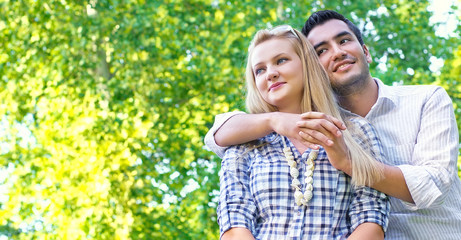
[269,82,285,91]
[333,60,355,72]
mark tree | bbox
[0,0,459,239]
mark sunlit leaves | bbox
[0,0,460,239]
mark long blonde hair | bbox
[244,26,383,186]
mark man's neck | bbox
[336,78,378,117]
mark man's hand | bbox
[296,112,351,173]
[295,112,346,150]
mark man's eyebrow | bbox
[313,31,353,50]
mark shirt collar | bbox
[374,78,398,107]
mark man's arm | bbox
[395,87,459,208]
[205,111,346,157]
[302,113,415,203]
[301,87,459,205]
[214,112,277,147]
[372,165,413,203]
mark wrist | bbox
[267,112,280,133]
[339,156,353,176]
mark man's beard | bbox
[331,67,370,97]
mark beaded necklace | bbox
[281,136,318,206]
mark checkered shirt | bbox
[217,114,389,240]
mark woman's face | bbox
[251,38,304,113]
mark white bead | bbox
[292,178,301,186]
[304,191,313,201]
[309,151,318,158]
[290,167,299,178]
[281,136,318,206]
[300,198,307,206]
[294,189,303,201]
[295,198,302,206]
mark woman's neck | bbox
[288,138,309,155]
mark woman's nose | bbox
[266,67,279,81]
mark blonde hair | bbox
[244,26,383,186]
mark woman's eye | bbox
[255,68,264,75]
[277,58,288,64]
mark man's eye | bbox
[317,49,326,56]
[340,39,350,44]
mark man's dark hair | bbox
[301,10,364,45]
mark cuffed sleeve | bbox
[397,87,459,209]
[204,111,246,158]
[217,145,256,238]
[349,186,390,232]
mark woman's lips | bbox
[269,82,285,91]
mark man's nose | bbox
[331,44,347,61]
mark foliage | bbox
[0,0,459,239]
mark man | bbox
[205,10,461,239]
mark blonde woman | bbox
[217,25,389,240]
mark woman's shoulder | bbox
[340,108,373,129]
[340,108,380,144]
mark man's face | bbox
[306,19,372,94]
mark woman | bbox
[217,25,389,239]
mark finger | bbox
[325,115,346,130]
[299,113,345,136]
[300,112,346,130]
[300,111,327,120]
[297,119,342,138]
[299,129,333,147]
[298,132,321,150]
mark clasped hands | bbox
[271,111,351,172]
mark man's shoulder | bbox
[384,83,445,99]
[388,83,440,92]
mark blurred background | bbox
[0,0,460,239]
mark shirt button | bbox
[297,210,302,215]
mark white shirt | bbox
[204,79,461,239]
[368,79,461,239]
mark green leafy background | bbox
[0,0,460,239]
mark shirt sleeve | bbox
[347,116,390,232]
[349,186,390,232]
[217,145,257,238]
[397,87,459,209]
[204,111,246,158]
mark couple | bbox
[206,10,461,239]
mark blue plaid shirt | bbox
[218,113,389,239]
